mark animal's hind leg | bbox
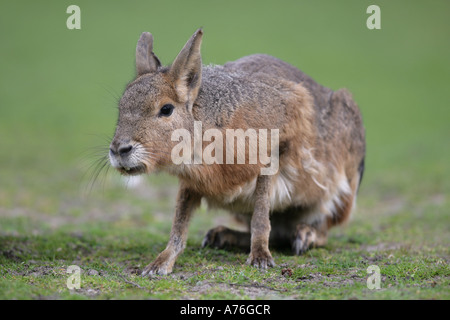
[202,226,251,251]
[267,204,328,254]
[290,173,359,255]
[291,221,328,255]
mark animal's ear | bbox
[136,32,161,76]
[169,28,203,109]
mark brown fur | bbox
[108,29,366,275]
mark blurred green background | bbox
[1,0,449,199]
[0,0,449,300]
[0,0,448,247]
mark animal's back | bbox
[225,53,365,176]
[224,54,332,111]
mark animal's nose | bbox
[110,141,133,157]
[118,144,133,156]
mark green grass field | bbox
[0,1,449,300]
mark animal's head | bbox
[109,29,203,175]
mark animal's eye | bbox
[159,104,174,117]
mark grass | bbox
[0,0,449,300]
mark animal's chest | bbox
[203,165,300,214]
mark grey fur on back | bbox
[224,54,333,110]
[224,54,365,158]
[192,63,295,129]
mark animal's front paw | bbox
[141,262,171,276]
[141,250,175,276]
[246,249,275,269]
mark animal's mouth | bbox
[109,143,150,176]
[117,164,147,176]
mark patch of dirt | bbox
[184,281,283,299]
[295,272,366,288]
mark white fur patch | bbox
[221,164,298,212]
[301,147,327,191]
[321,173,352,216]
[270,164,297,210]
[223,178,257,205]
